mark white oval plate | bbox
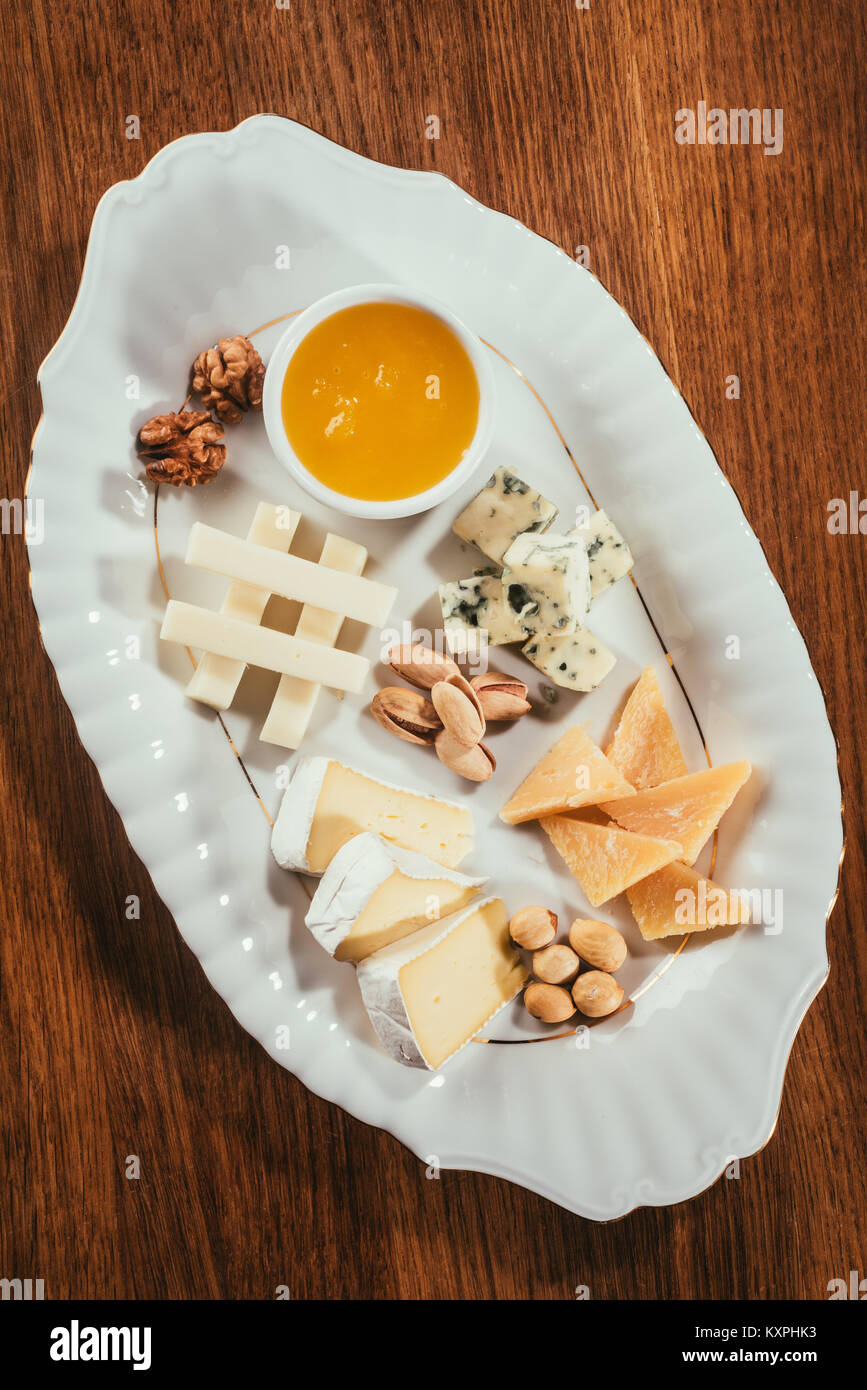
[29,116,842,1220]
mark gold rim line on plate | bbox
[151,309,712,1022]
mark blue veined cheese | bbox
[521,624,616,690]
[568,509,634,598]
[452,466,559,564]
[501,531,591,635]
[438,574,536,650]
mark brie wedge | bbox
[356,896,528,1069]
[270,758,475,874]
[305,833,487,962]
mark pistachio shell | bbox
[470,670,529,699]
[470,670,531,720]
[387,642,461,690]
[475,688,532,720]
[430,675,485,747]
[434,729,496,782]
[370,687,442,744]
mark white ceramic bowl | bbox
[262,282,495,519]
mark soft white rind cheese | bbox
[356,896,526,1070]
[502,531,591,635]
[567,509,633,598]
[305,833,487,959]
[453,466,559,564]
[271,757,329,871]
[522,624,617,690]
[270,758,475,874]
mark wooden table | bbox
[2,0,863,1300]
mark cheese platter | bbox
[28,116,842,1219]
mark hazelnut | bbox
[532,943,580,985]
[524,982,576,1024]
[568,919,628,973]
[571,971,624,1018]
[509,905,557,951]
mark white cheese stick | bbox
[305,832,487,962]
[186,523,397,626]
[356,896,528,1069]
[260,533,367,749]
[184,503,301,711]
[161,601,369,693]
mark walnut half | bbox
[137,410,226,487]
[191,335,265,424]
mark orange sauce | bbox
[280,302,480,501]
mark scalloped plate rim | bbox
[28,114,843,1221]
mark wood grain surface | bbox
[1,0,864,1300]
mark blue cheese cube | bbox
[439,575,536,651]
[522,625,616,691]
[501,531,591,635]
[453,466,559,564]
[568,509,633,598]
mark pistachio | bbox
[477,688,532,720]
[568,919,628,973]
[430,674,485,748]
[370,687,442,745]
[532,943,580,986]
[571,971,624,1018]
[524,982,576,1024]
[509,905,557,951]
[475,669,527,711]
[470,670,531,720]
[387,642,461,690]
[434,729,496,781]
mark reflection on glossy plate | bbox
[28,116,842,1220]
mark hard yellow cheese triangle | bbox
[541,814,683,906]
[605,666,689,789]
[599,760,752,865]
[627,862,751,940]
[499,725,635,826]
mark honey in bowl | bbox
[280,302,481,502]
